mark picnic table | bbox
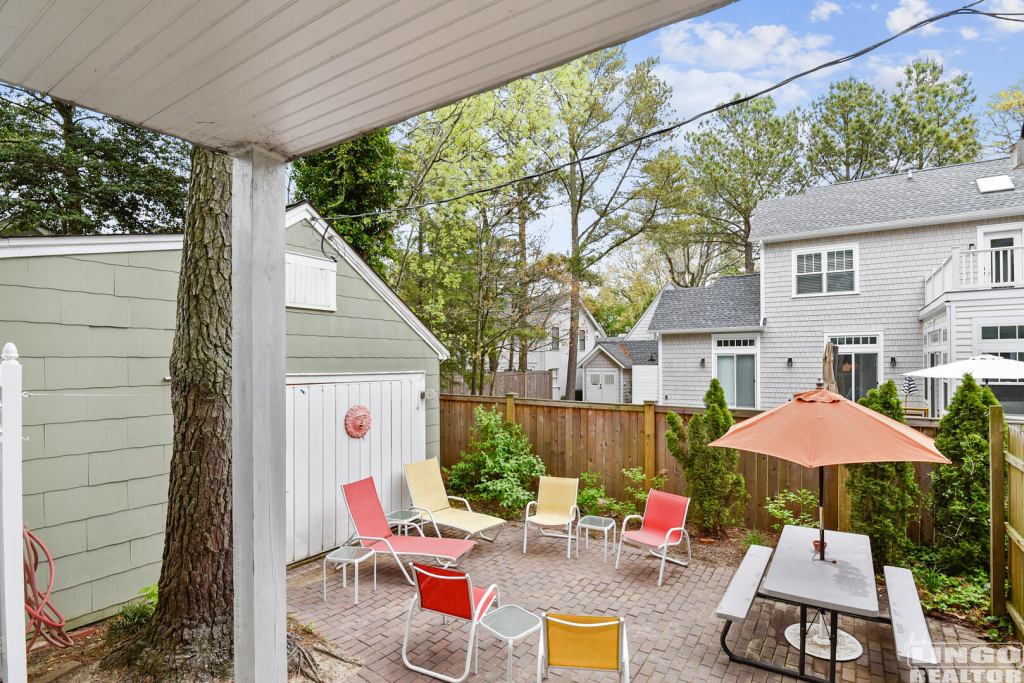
[718,525,897,683]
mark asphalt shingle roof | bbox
[750,158,1024,242]
[592,339,660,367]
[648,274,761,332]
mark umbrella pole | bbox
[818,467,825,561]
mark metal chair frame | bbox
[614,492,691,586]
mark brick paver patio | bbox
[287,523,991,683]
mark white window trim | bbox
[791,243,860,298]
[823,331,883,400]
[285,251,337,312]
[972,316,1024,356]
[975,221,1023,249]
[711,334,760,410]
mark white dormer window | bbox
[285,252,337,311]
[792,244,858,297]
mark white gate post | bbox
[0,343,26,682]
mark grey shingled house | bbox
[645,151,1024,417]
[577,337,660,404]
[0,201,447,627]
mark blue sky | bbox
[540,0,1023,254]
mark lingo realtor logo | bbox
[905,641,1023,683]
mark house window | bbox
[712,335,759,409]
[579,331,586,351]
[827,333,881,402]
[551,327,559,351]
[977,321,1024,416]
[793,246,858,296]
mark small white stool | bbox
[477,604,542,683]
[322,546,375,604]
[576,515,617,563]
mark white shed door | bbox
[285,372,426,564]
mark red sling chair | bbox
[402,563,500,683]
[614,489,691,586]
[341,477,477,584]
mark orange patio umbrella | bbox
[708,385,949,561]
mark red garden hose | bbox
[23,527,73,651]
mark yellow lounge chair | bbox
[523,476,579,558]
[537,613,630,682]
[405,458,506,542]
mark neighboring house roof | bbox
[648,274,762,333]
[751,158,1024,244]
[577,338,660,369]
[0,202,450,361]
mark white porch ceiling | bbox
[0,0,733,160]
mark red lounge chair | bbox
[614,489,691,586]
[341,477,477,584]
[402,563,499,683]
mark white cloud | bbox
[959,27,980,39]
[810,1,843,22]
[654,21,840,78]
[886,0,944,35]
[654,64,808,119]
[987,0,1024,32]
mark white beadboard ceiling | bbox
[0,0,732,160]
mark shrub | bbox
[446,406,546,510]
[847,380,920,570]
[106,584,157,644]
[930,374,1000,574]
[765,488,819,531]
[665,380,749,536]
[578,468,667,519]
[577,471,608,517]
[741,528,771,550]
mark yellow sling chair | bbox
[537,614,630,682]
[405,458,506,542]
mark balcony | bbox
[924,245,1024,305]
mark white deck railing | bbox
[924,246,1024,305]
[0,343,25,682]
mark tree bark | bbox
[103,146,234,681]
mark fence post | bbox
[0,343,26,682]
[991,404,1006,617]
[505,393,517,424]
[644,401,656,490]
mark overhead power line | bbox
[319,1,1021,223]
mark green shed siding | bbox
[0,216,441,627]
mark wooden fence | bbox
[993,406,1024,636]
[443,371,553,399]
[440,394,939,541]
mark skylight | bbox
[976,175,1015,194]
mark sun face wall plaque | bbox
[345,405,371,438]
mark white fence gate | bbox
[285,372,426,564]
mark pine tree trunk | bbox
[103,146,234,681]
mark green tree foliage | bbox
[890,60,981,172]
[679,96,805,274]
[665,380,748,536]
[0,86,189,235]
[930,374,999,574]
[847,380,919,570]
[983,76,1024,152]
[291,128,402,275]
[806,77,892,183]
[446,406,546,510]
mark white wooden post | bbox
[0,343,26,682]
[231,147,288,683]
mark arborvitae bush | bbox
[848,380,919,571]
[665,379,748,536]
[930,374,1000,574]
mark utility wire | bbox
[320,1,1020,223]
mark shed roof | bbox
[649,274,761,333]
[579,338,660,368]
[750,158,1024,243]
[0,0,731,159]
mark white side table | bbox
[477,604,542,683]
[322,546,376,604]
[576,515,617,563]
[385,509,423,536]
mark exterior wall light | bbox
[890,357,897,367]
[787,358,793,367]
[700,358,705,368]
